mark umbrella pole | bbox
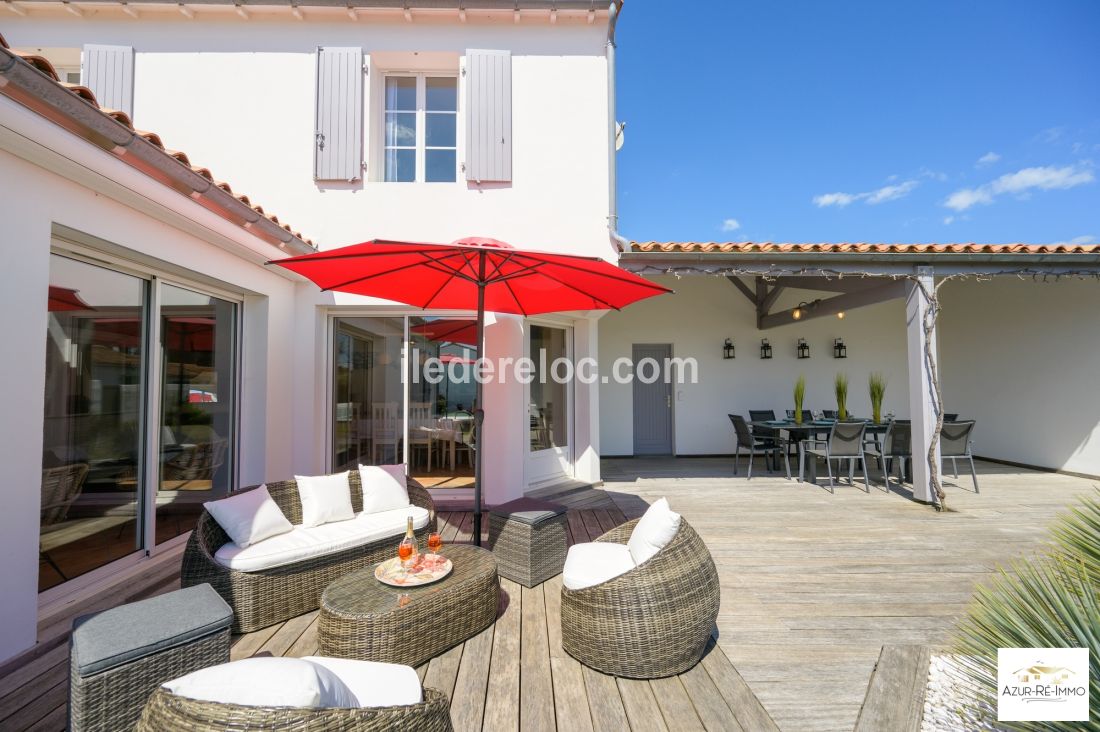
[473,254,486,547]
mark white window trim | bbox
[381,72,459,184]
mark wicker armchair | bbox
[136,686,453,731]
[560,517,720,679]
[182,473,436,633]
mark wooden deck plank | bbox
[699,636,780,732]
[854,645,931,732]
[649,677,705,731]
[424,642,464,701]
[616,678,669,732]
[581,667,631,732]
[449,624,494,732]
[230,623,281,661]
[543,576,594,732]
[24,703,65,732]
[519,584,555,732]
[283,615,320,658]
[678,662,744,732]
[258,611,318,658]
[0,679,65,732]
[483,577,522,731]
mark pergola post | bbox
[905,267,940,503]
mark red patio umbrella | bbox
[270,237,671,544]
[410,319,479,347]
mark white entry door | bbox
[526,323,573,486]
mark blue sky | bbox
[615,0,1100,245]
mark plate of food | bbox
[375,553,453,587]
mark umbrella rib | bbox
[525,268,621,310]
[501,276,529,317]
[318,251,475,293]
[523,255,673,292]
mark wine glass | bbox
[427,531,443,554]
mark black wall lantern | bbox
[723,338,735,360]
[797,338,810,359]
[759,338,772,359]
[833,338,847,359]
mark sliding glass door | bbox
[41,256,147,591]
[40,252,239,593]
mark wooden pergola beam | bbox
[758,281,906,330]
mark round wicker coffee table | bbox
[318,544,499,668]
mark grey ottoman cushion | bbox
[489,497,566,525]
[71,583,232,677]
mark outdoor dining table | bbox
[749,419,889,484]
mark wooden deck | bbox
[601,457,1098,732]
[0,488,775,731]
[2,457,1094,731]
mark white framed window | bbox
[383,74,458,183]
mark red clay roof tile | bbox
[630,241,1100,256]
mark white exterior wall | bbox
[939,278,1100,477]
[3,13,611,502]
[0,95,303,662]
[599,275,911,456]
[2,17,612,258]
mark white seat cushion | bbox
[164,656,358,709]
[304,657,422,708]
[359,464,410,514]
[296,471,355,527]
[203,485,293,549]
[215,505,430,572]
[562,541,636,591]
[627,497,681,566]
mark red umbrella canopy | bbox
[48,285,93,311]
[269,237,671,315]
[410,319,480,347]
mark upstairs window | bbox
[384,75,457,183]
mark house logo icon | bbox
[1012,665,1075,686]
[997,648,1089,723]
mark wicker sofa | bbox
[182,473,436,633]
[136,686,453,731]
[560,517,720,679]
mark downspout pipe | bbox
[606,0,628,254]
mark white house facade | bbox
[0,0,619,665]
[3,0,1100,676]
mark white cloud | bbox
[944,164,1095,211]
[865,180,919,204]
[943,216,955,225]
[720,218,741,232]
[976,151,1001,167]
[813,192,859,207]
[813,180,918,208]
[1067,235,1096,245]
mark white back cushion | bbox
[627,497,681,566]
[359,464,410,514]
[304,657,422,707]
[296,471,354,527]
[164,657,358,709]
[204,485,292,548]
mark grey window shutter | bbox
[465,49,512,183]
[314,47,364,182]
[81,45,134,119]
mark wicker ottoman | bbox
[488,497,568,587]
[69,583,232,732]
[318,544,498,668]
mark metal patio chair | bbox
[785,409,813,423]
[941,420,979,492]
[864,420,911,492]
[800,421,870,492]
[729,414,790,479]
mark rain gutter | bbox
[0,45,314,255]
[606,0,627,254]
